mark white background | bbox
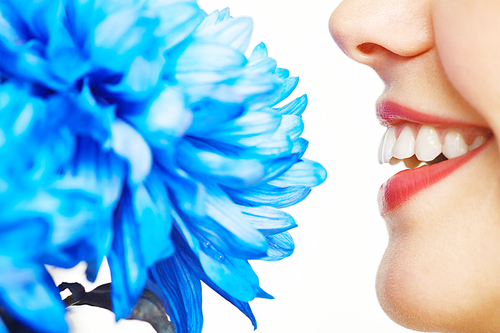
[51,1,415,332]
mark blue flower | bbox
[0,1,326,333]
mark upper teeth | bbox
[379,124,487,164]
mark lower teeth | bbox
[390,153,449,169]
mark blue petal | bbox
[171,182,268,259]
[47,82,115,144]
[177,139,266,187]
[160,232,258,329]
[152,2,204,49]
[49,139,124,275]
[0,218,67,332]
[249,131,293,158]
[244,56,277,75]
[291,138,309,158]
[231,75,280,102]
[46,23,90,85]
[193,110,281,147]
[275,94,308,115]
[197,184,268,258]
[148,251,203,333]
[224,184,311,208]
[173,42,247,84]
[268,77,299,107]
[274,68,289,79]
[248,42,268,62]
[110,119,152,184]
[132,173,175,268]
[56,138,125,210]
[93,7,160,72]
[63,0,100,51]
[106,55,165,99]
[199,17,253,54]
[186,99,244,134]
[0,265,68,333]
[275,114,304,142]
[199,251,270,302]
[108,189,148,320]
[239,205,297,236]
[268,159,327,187]
[261,232,294,261]
[125,86,192,147]
[0,3,30,46]
[0,317,7,333]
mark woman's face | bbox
[330,0,500,332]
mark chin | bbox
[375,141,500,333]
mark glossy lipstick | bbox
[378,142,489,215]
[377,100,474,127]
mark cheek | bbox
[433,0,500,133]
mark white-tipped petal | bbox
[469,135,486,151]
[415,125,442,162]
[393,126,415,159]
[379,126,396,164]
[443,130,468,159]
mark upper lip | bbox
[376,100,482,127]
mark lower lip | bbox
[378,141,491,215]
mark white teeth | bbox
[380,124,488,165]
[393,126,415,159]
[442,130,468,159]
[415,125,442,162]
[469,135,486,151]
[379,126,397,164]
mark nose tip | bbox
[329,0,433,68]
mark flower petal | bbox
[108,190,148,320]
[239,205,297,236]
[177,139,266,187]
[93,7,160,72]
[0,317,7,333]
[110,119,152,184]
[275,114,304,142]
[186,99,244,134]
[274,68,289,79]
[194,110,281,146]
[0,265,68,333]
[159,232,258,329]
[268,76,299,107]
[132,173,175,268]
[0,219,67,332]
[248,42,268,62]
[148,251,203,333]
[125,86,193,147]
[199,251,270,302]
[268,159,327,187]
[173,42,246,83]
[245,56,277,75]
[152,2,203,49]
[224,184,311,208]
[261,232,294,261]
[189,183,268,259]
[211,17,252,53]
[291,138,309,158]
[275,94,308,116]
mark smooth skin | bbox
[330,1,500,332]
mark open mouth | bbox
[376,101,493,215]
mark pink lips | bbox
[377,100,474,127]
[377,100,491,215]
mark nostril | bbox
[357,43,378,55]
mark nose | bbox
[329,0,433,70]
